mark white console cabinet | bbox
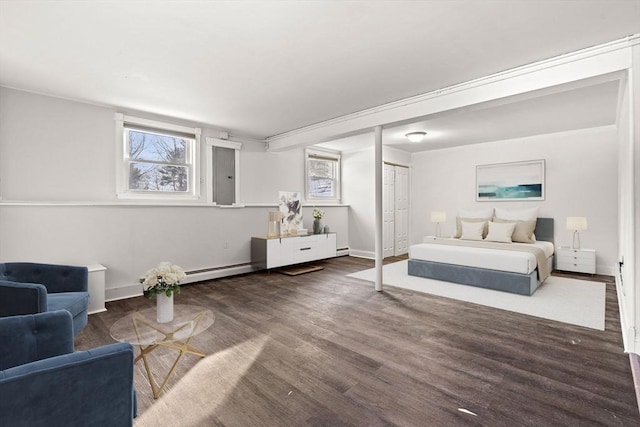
[251,233,337,270]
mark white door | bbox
[382,163,395,258]
[394,166,409,256]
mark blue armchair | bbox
[0,262,90,335]
[0,310,136,427]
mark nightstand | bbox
[556,247,596,274]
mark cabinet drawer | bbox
[557,260,595,274]
[293,237,324,263]
[557,252,594,263]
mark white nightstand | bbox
[556,247,596,274]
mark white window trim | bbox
[205,137,242,205]
[305,148,341,202]
[115,113,201,201]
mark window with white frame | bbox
[306,148,341,201]
[115,114,200,200]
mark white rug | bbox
[347,260,606,330]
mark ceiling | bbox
[1,1,639,150]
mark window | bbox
[306,148,341,201]
[115,114,200,200]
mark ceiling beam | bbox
[265,35,639,152]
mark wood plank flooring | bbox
[76,256,640,426]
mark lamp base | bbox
[572,230,581,249]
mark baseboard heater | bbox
[336,247,350,257]
[111,262,258,302]
[182,262,256,284]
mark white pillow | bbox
[494,207,539,221]
[458,208,494,219]
[485,221,516,243]
[460,220,486,241]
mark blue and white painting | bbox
[476,160,545,201]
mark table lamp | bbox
[566,216,587,249]
[430,211,447,238]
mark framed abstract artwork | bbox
[476,159,545,201]
[278,191,303,234]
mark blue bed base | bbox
[407,218,554,296]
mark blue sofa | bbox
[0,262,90,335]
[0,310,136,427]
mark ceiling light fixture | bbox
[405,131,427,143]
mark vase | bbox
[313,219,322,234]
[156,293,174,323]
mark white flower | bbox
[142,262,186,297]
[164,272,178,285]
[143,274,158,287]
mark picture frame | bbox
[476,159,545,201]
[278,191,303,234]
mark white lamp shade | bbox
[430,211,447,223]
[566,217,587,231]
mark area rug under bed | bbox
[347,260,606,330]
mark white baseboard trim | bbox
[349,249,375,259]
[105,263,258,303]
[597,264,616,276]
[629,354,640,413]
[615,270,636,354]
[105,284,143,302]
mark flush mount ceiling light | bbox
[405,131,427,143]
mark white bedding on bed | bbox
[409,240,555,275]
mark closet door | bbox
[394,166,409,256]
[382,163,395,258]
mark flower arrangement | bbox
[143,262,187,298]
[312,208,324,220]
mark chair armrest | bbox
[0,342,136,426]
[0,310,74,370]
[0,280,48,317]
[2,263,88,294]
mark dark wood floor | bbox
[76,256,640,426]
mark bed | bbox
[407,218,554,296]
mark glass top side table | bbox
[110,304,215,398]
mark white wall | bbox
[411,126,619,274]
[0,89,116,201]
[616,74,636,351]
[342,148,374,257]
[0,87,349,299]
[341,144,411,257]
[240,145,304,204]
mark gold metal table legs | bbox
[132,311,208,399]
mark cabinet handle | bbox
[300,247,311,251]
